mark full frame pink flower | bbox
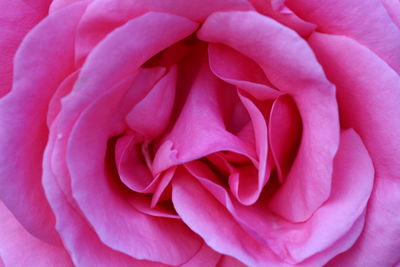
[1,0,400,266]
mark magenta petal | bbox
[269,94,302,182]
[217,255,247,267]
[116,135,155,192]
[42,143,169,266]
[181,243,221,267]
[309,32,400,266]
[0,0,51,96]
[248,0,316,37]
[0,2,87,244]
[153,59,256,173]
[208,43,280,100]
[68,85,202,265]
[62,12,201,265]
[236,92,270,204]
[285,129,374,264]
[382,0,400,28]
[126,66,177,139]
[199,11,339,222]
[286,0,400,73]
[171,168,288,267]
[0,201,72,266]
[75,0,253,64]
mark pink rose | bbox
[1,0,400,266]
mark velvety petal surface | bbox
[60,12,201,265]
[0,201,72,267]
[0,0,51,96]
[0,2,87,245]
[171,168,289,267]
[42,137,170,267]
[198,11,339,222]
[153,58,257,174]
[286,0,400,73]
[75,0,253,64]
[309,32,400,266]
[208,43,281,100]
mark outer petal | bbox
[75,0,253,64]
[381,0,400,28]
[61,12,201,265]
[198,11,339,222]
[286,0,400,73]
[0,201,72,267]
[309,32,400,266]
[0,2,87,244]
[0,0,51,96]
[42,136,169,267]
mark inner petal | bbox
[269,94,302,183]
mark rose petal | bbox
[236,92,271,204]
[269,94,302,182]
[248,0,316,36]
[0,0,51,96]
[42,142,170,267]
[181,243,221,267]
[309,32,400,266]
[282,129,374,264]
[126,66,177,139]
[75,0,253,64]
[116,134,155,192]
[47,71,80,127]
[381,0,400,28]
[216,255,247,267]
[171,168,288,267]
[62,12,201,265]
[185,129,374,265]
[153,58,257,174]
[0,2,87,244]
[198,11,339,222]
[286,0,400,73]
[0,201,72,267]
[208,43,281,100]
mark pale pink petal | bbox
[286,0,400,73]
[309,32,400,266]
[0,201,72,267]
[198,11,339,222]
[0,0,51,96]
[171,168,289,266]
[0,2,87,245]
